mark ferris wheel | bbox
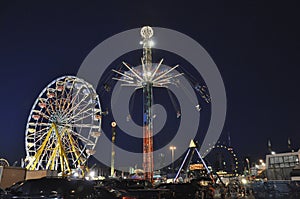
[25,76,102,174]
[0,158,9,167]
[203,143,239,174]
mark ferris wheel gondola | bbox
[25,76,102,174]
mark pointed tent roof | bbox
[189,139,197,148]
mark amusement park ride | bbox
[112,26,183,182]
[203,142,239,175]
[24,76,102,175]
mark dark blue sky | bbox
[0,1,300,166]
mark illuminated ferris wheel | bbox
[25,76,102,174]
[203,143,239,174]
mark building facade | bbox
[265,150,300,180]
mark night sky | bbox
[0,1,300,168]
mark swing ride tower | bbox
[140,26,154,182]
[113,26,182,182]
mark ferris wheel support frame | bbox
[26,123,77,175]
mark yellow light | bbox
[241,178,247,185]
[111,121,117,127]
[169,146,176,150]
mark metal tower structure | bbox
[111,121,117,177]
[113,26,182,182]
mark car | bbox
[94,186,124,199]
[118,179,153,190]
[0,187,7,199]
[155,183,201,199]
[5,177,96,198]
[96,178,153,191]
[95,178,169,199]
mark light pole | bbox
[259,159,266,170]
[111,121,117,177]
[245,158,250,175]
[170,146,176,172]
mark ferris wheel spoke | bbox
[57,93,68,113]
[35,122,52,127]
[53,90,63,112]
[64,132,85,165]
[71,113,94,124]
[56,81,68,112]
[66,103,93,121]
[60,88,83,117]
[44,105,53,117]
[62,89,75,112]
[27,125,48,134]
[68,112,93,124]
[70,130,95,146]
[42,104,55,117]
[74,105,93,116]
[26,127,50,144]
[59,98,68,112]
[55,98,62,113]
[69,137,87,165]
[35,126,52,135]
[67,85,83,108]
[70,111,95,124]
[61,97,71,112]
[33,132,50,146]
[54,97,60,112]
[47,99,57,116]
[66,123,100,129]
[70,93,90,113]
[62,94,89,119]
[64,78,76,99]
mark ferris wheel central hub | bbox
[50,113,66,125]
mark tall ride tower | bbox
[113,26,182,182]
[141,26,155,182]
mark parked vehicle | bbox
[95,178,170,199]
[5,177,96,198]
[155,183,201,199]
[94,186,124,199]
[118,179,153,190]
[0,187,7,199]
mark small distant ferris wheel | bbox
[0,158,9,167]
[203,143,239,174]
[25,76,102,174]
